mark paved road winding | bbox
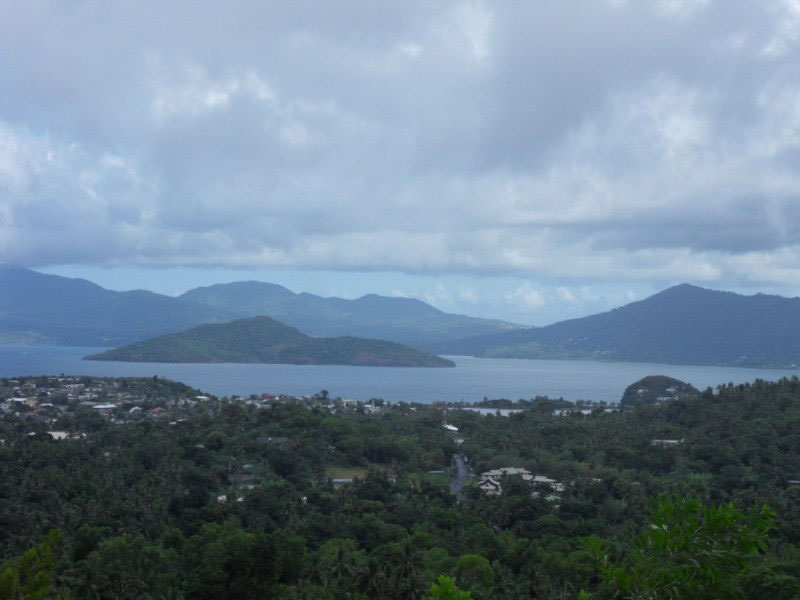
[450,453,469,495]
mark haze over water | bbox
[1,345,794,404]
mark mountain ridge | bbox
[178,279,517,343]
[431,284,800,368]
[0,265,520,347]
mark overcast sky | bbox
[3,1,800,325]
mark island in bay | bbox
[84,316,455,368]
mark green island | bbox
[84,316,455,368]
[1,374,799,598]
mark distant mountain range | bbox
[0,265,227,346]
[178,280,520,345]
[0,265,519,347]
[5,265,800,369]
[431,284,800,368]
[86,316,455,367]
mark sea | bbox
[1,345,795,405]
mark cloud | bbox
[504,284,546,310]
[557,287,577,303]
[1,1,800,293]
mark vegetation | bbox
[586,496,774,598]
[85,316,455,367]
[3,375,800,597]
[620,375,699,406]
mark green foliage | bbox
[587,495,774,599]
[453,554,493,596]
[76,534,180,599]
[620,375,700,406]
[182,521,280,599]
[0,530,64,600]
[425,575,471,599]
[3,374,800,598]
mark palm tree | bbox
[393,538,422,582]
[393,569,428,600]
[392,539,425,600]
[356,558,387,598]
[327,543,357,584]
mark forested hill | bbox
[433,284,800,368]
[620,375,700,406]
[0,265,519,347]
[86,316,455,367]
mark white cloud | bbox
[557,287,577,303]
[1,0,800,300]
[761,0,800,57]
[398,42,423,58]
[656,0,710,18]
[458,286,478,303]
[453,1,493,64]
[504,284,546,310]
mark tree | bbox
[425,575,470,599]
[453,554,493,596]
[587,495,774,599]
[0,530,65,600]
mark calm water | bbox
[0,345,795,404]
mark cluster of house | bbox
[552,403,619,417]
[654,386,681,404]
[236,392,390,415]
[651,438,685,447]
[477,466,566,499]
[0,376,213,428]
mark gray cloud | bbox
[2,0,800,289]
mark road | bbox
[450,453,469,495]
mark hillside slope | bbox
[434,284,800,368]
[0,265,232,346]
[620,375,700,406]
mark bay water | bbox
[0,345,795,404]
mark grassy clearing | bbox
[326,466,368,479]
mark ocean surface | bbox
[0,345,795,404]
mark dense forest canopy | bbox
[2,375,800,598]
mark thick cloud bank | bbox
[2,1,800,289]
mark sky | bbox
[3,1,800,326]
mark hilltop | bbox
[433,284,800,368]
[85,316,455,367]
[620,375,700,406]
